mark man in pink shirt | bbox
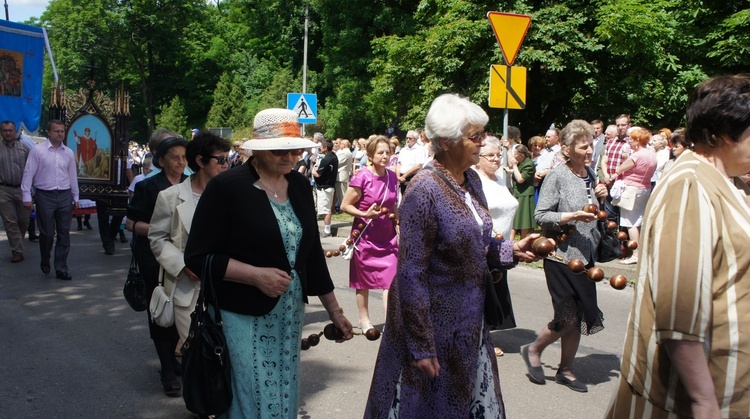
[21,120,79,280]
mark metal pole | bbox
[5,0,9,21]
[502,65,510,140]
[301,2,309,136]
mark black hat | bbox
[153,137,189,169]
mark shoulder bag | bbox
[149,268,176,327]
[123,231,148,312]
[611,159,649,211]
[341,170,390,260]
[585,167,623,263]
[181,254,233,416]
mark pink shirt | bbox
[621,148,657,190]
[21,140,79,202]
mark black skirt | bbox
[544,259,604,336]
[485,269,517,331]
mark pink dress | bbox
[348,168,399,290]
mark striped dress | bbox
[606,151,750,418]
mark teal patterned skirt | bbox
[220,198,305,418]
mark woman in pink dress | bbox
[341,135,399,333]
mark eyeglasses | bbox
[207,155,230,165]
[466,131,486,143]
[270,149,304,157]
[480,153,501,159]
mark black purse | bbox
[181,254,233,416]
[597,219,622,263]
[585,167,623,263]
[123,232,148,311]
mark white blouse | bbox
[474,168,519,239]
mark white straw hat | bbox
[241,108,319,151]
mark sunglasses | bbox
[207,155,230,165]
[270,149,304,157]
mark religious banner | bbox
[0,20,45,132]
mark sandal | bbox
[494,347,504,357]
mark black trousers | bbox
[95,200,124,253]
[34,189,73,273]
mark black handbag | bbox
[123,252,148,312]
[585,167,623,263]
[181,254,233,416]
[597,219,623,263]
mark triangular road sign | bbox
[487,12,532,66]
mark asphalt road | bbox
[0,219,636,418]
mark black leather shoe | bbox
[520,344,546,384]
[40,262,50,274]
[104,246,115,255]
[55,270,72,281]
[28,234,39,241]
[555,371,588,393]
[161,375,181,397]
[162,380,181,397]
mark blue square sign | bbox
[287,93,317,124]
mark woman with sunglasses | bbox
[185,108,353,418]
[365,94,540,418]
[148,132,231,355]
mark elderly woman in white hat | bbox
[185,108,354,418]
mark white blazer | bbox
[148,177,200,307]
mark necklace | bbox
[259,177,284,198]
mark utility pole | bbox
[5,0,9,21]
[301,2,309,136]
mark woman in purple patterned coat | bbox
[364,94,541,418]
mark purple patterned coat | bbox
[364,161,516,418]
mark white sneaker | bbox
[620,256,638,265]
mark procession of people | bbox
[1,73,749,418]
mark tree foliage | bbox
[156,96,188,137]
[28,0,750,141]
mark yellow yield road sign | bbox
[487,12,532,66]
[489,65,526,109]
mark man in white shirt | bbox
[335,138,353,212]
[534,127,561,185]
[396,130,427,194]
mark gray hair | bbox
[560,119,594,148]
[482,135,502,152]
[313,132,325,142]
[424,93,489,155]
[605,125,617,136]
[651,133,668,149]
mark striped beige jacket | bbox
[614,151,750,417]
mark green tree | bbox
[156,96,188,137]
[207,72,250,129]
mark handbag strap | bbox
[199,254,222,323]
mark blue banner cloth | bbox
[0,20,45,132]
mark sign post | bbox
[287,93,317,125]
[487,12,532,138]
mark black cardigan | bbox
[184,158,334,316]
[127,171,187,283]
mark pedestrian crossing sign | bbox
[287,93,317,124]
